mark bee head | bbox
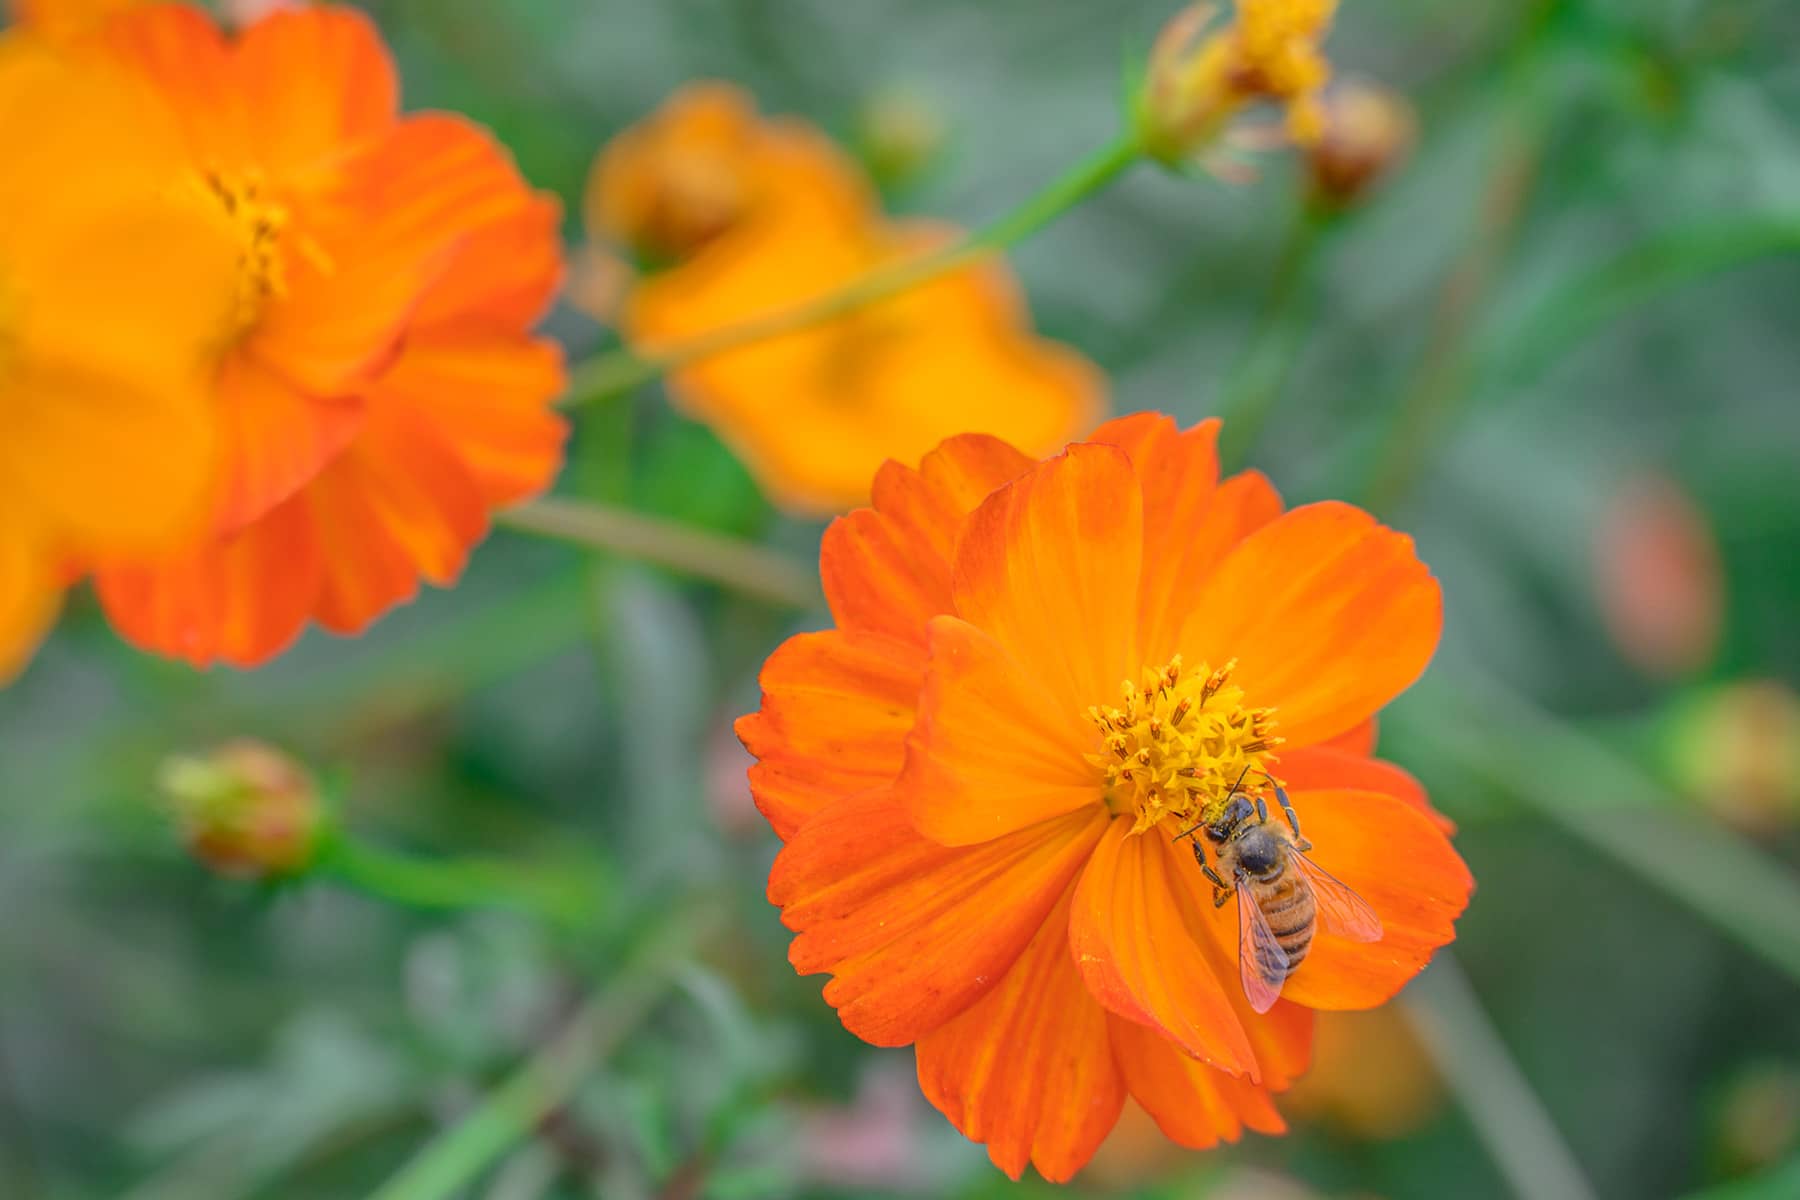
[1203,792,1255,842]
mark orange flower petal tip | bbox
[743,415,1471,1179]
[81,3,567,668]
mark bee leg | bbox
[1275,786,1304,840]
[1212,885,1231,908]
[1254,793,1269,823]
[1190,839,1228,890]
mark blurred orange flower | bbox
[630,219,1104,514]
[585,81,870,266]
[589,82,1102,514]
[1283,1007,1444,1139]
[85,4,566,666]
[739,414,1471,1179]
[0,37,239,681]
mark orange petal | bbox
[817,431,1032,648]
[303,402,489,635]
[1087,414,1224,661]
[211,355,364,533]
[1109,1016,1288,1149]
[1276,788,1472,1009]
[98,4,250,166]
[898,616,1104,847]
[410,196,564,330]
[736,629,925,839]
[250,113,530,398]
[94,497,323,668]
[1068,817,1257,1077]
[0,538,60,685]
[231,5,396,177]
[368,328,566,509]
[1179,502,1441,747]
[770,790,1106,1046]
[916,889,1126,1182]
[1319,717,1378,755]
[1278,745,1454,833]
[951,443,1141,717]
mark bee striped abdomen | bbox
[1256,870,1317,977]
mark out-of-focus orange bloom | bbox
[1142,0,1340,161]
[739,414,1471,1179]
[1595,472,1723,679]
[1283,1007,1444,1139]
[7,0,142,41]
[630,218,1103,514]
[86,4,566,667]
[585,82,870,267]
[0,37,239,681]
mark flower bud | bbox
[159,740,323,878]
[1304,81,1416,211]
[1138,1,1339,166]
[1595,473,1723,680]
[1667,680,1800,836]
[855,88,945,191]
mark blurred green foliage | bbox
[3,1,1799,1197]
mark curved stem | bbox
[315,832,604,934]
[497,500,820,610]
[564,133,1144,405]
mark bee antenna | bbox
[1226,764,1252,797]
[1171,820,1205,843]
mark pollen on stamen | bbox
[1085,655,1283,833]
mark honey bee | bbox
[1175,771,1383,1013]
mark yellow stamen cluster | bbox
[199,169,292,333]
[1139,0,1341,162]
[1086,655,1284,835]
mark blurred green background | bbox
[4,0,1800,1197]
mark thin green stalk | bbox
[497,499,821,610]
[1478,214,1800,399]
[563,133,1144,405]
[1405,954,1598,1200]
[368,902,724,1200]
[314,833,604,935]
[1214,206,1337,467]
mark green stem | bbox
[1214,206,1337,467]
[563,133,1144,405]
[1404,955,1598,1200]
[368,902,724,1200]
[496,499,821,610]
[315,833,604,935]
[1478,214,1800,399]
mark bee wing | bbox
[1235,873,1288,1014]
[1293,852,1383,943]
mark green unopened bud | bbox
[159,740,323,878]
[856,88,945,191]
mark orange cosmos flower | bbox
[628,217,1103,515]
[0,36,239,680]
[739,414,1470,1180]
[84,3,566,666]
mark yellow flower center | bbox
[198,169,291,335]
[1086,656,1284,835]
